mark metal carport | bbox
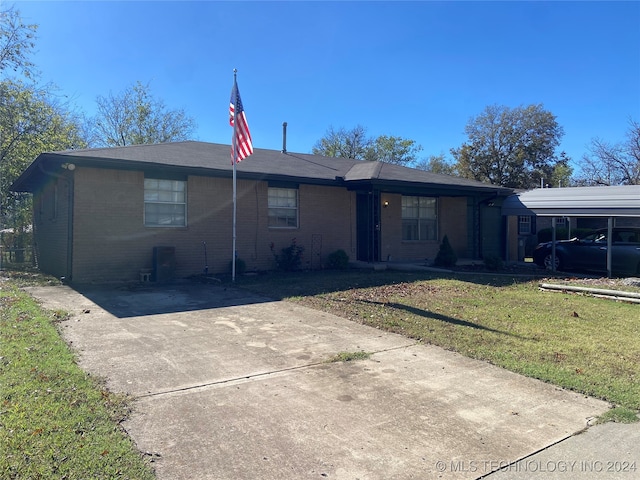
[502,185,640,277]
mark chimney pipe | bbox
[282,122,287,154]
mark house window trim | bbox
[144,178,187,228]
[401,195,438,242]
[518,215,532,235]
[268,186,299,229]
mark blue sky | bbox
[14,1,640,172]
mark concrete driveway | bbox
[26,281,614,479]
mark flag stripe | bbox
[229,82,253,163]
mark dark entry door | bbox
[356,191,380,262]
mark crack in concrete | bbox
[136,342,418,399]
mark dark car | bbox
[532,227,640,276]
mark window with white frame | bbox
[268,187,298,228]
[402,196,437,241]
[518,215,531,234]
[144,178,186,227]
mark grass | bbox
[236,269,640,415]
[595,406,639,424]
[1,265,637,479]
[326,351,372,363]
[0,274,155,479]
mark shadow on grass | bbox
[358,299,528,339]
[234,268,546,300]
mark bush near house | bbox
[483,255,503,271]
[433,235,457,267]
[326,249,349,270]
[270,238,305,271]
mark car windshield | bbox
[580,232,607,243]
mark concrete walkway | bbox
[25,282,628,480]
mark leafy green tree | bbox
[0,79,85,257]
[90,81,197,147]
[364,135,422,166]
[414,154,457,175]
[0,5,38,79]
[575,119,640,186]
[0,8,84,262]
[313,125,422,166]
[312,125,371,159]
[451,104,564,189]
[550,152,573,187]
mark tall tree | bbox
[451,104,564,189]
[91,81,197,147]
[575,119,640,186]
[414,154,457,175]
[550,152,573,187]
[364,135,422,166]
[0,5,38,79]
[312,126,422,166]
[0,80,85,252]
[0,8,84,262]
[312,125,371,159]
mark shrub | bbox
[433,235,457,267]
[270,238,305,271]
[326,249,349,270]
[483,255,503,271]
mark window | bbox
[402,196,437,241]
[518,216,532,235]
[144,178,186,227]
[268,187,298,228]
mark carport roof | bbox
[502,185,640,217]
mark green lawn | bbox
[236,269,640,414]
[0,277,154,479]
[2,266,638,478]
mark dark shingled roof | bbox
[11,141,512,196]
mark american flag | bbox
[229,81,253,163]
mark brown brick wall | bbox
[36,166,483,282]
[439,197,468,257]
[71,168,147,282]
[379,194,468,263]
[33,177,71,278]
[66,167,357,283]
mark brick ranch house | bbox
[10,141,513,283]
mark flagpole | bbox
[231,69,238,283]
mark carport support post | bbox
[551,217,557,272]
[607,217,613,278]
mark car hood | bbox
[537,238,579,248]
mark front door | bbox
[356,191,380,262]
